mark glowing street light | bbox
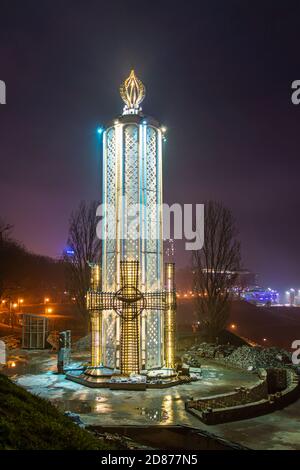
[286,289,296,306]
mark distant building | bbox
[234,270,258,289]
[175,267,257,298]
[201,268,257,289]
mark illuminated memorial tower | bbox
[87,70,176,376]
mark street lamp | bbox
[18,298,24,312]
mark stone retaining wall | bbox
[187,374,268,411]
[186,369,300,425]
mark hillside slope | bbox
[0,374,115,450]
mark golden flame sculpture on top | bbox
[120,69,146,114]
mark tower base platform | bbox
[65,366,194,390]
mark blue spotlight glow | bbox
[97,126,104,135]
[64,247,75,257]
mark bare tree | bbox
[0,219,13,243]
[64,201,101,331]
[0,219,14,299]
[193,201,241,342]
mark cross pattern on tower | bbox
[88,260,166,375]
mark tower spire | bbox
[120,69,146,115]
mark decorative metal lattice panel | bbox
[103,127,117,367]
[99,123,166,371]
[103,311,117,368]
[145,127,159,289]
[105,128,117,291]
[145,311,160,367]
[144,126,161,368]
[123,125,139,260]
[88,260,166,373]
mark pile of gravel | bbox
[183,342,236,367]
[222,345,291,371]
[183,343,292,371]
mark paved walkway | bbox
[3,349,300,449]
[3,350,257,427]
[195,402,300,450]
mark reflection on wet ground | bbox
[137,407,169,423]
[4,351,57,376]
[1,349,259,430]
[4,349,300,449]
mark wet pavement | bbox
[196,400,300,450]
[4,349,300,449]
[2,349,258,428]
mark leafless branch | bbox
[64,201,101,329]
[193,201,241,342]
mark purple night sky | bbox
[1,0,300,292]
